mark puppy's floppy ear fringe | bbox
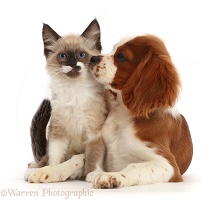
[121,51,181,118]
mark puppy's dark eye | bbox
[117,53,127,62]
[58,53,67,60]
[78,52,86,59]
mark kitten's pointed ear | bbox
[42,23,61,57]
[81,19,102,52]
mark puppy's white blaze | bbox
[105,56,117,80]
[92,38,134,85]
[61,65,72,73]
[112,36,135,54]
[166,107,180,119]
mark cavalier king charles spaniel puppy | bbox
[87,35,193,189]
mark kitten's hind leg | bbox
[27,154,85,183]
[28,160,39,168]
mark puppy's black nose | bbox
[90,56,102,63]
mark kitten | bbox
[25,19,108,183]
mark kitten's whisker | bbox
[47,64,61,67]
[50,70,63,78]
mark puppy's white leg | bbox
[28,154,85,183]
[48,139,69,166]
[92,159,174,189]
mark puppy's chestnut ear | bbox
[121,36,180,117]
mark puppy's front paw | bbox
[28,166,64,183]
[93,173,126,189]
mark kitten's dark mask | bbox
[55,50,90,78]
[42,19,102,79]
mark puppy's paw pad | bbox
[27,166,60,183]
[94,173,124,189]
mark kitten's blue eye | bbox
[78,52,86,59]
[58,53,67,60]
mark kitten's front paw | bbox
[28,166,65,183]
[92,173,126,189]
[24,168,38,181]
[86,170,101,183]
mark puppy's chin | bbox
[104,84,118,92]
[90,68,110,88]
[90,66,117,89]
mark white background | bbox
[0,0,219,199]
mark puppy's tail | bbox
[30,99,51,163]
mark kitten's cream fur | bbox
[25,19,107,183]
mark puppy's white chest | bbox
[101,106,138,171]
[103,105,159,172]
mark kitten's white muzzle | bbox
[61,66,73,73]
[61,62,85,74]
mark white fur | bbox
[112,36,135,54]
[90,160,173,188]
[77,61,85,72]
[61,62,86,74]
[48,76,104,164]
[61,65,72,73]
[48,139,69,166]
[93,53,117,87]
[166,106,180,119]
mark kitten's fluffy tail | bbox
[30,99,51,163]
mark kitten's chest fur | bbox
[52,78,96,108]
[49,77,106,156]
